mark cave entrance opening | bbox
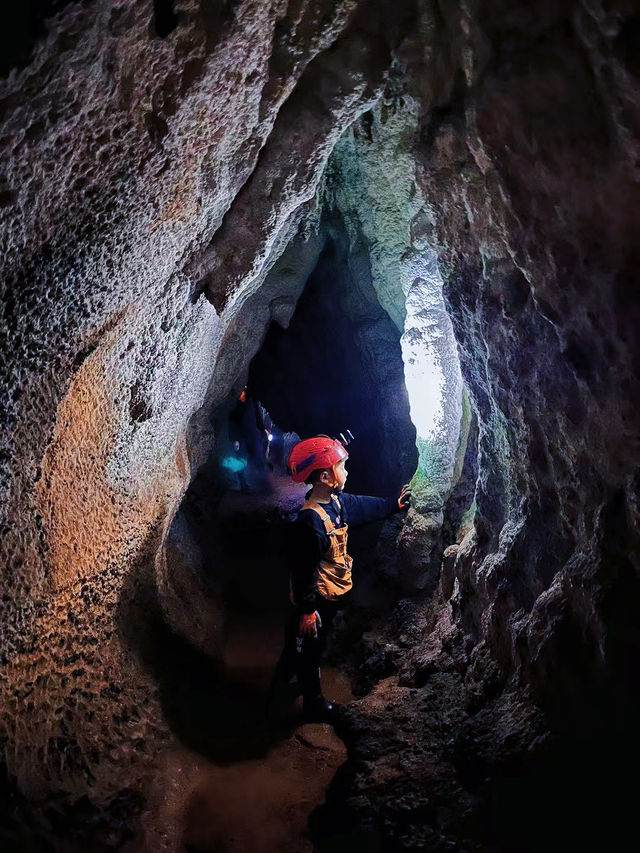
[401,245,466,515]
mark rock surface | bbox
[319,1,640,848]
[1,0,640,850]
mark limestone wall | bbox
[0,0,416,804]
[1,0,640,848]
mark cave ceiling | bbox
[1,0,640,849]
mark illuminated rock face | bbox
[1,0,640,849]
[327,105,464,508]
[326,3,640,848]
[0,0,417,814]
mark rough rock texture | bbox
[2,0,640,850]
[319,1,640,849]
[417,0,640,717]
[330,109,464,502]
[0,0,418,829]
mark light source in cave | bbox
[400,248,463,502]
[402,323,445,439]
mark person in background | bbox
[228,387,269,491]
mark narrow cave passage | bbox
[4,2,640,851]
[248,232,417,496]
[148,212,469,850]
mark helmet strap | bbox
[311,466,339,495]
[328,464,341,490]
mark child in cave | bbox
[284,434,411,722]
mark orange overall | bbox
[299,496,353,600]
[286,495,353,703]
[272,488,399,710]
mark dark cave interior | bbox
[248,228,417,496]
[2,1,640,851]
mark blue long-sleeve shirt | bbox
[291,491,399,613]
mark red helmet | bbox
[287,435,349,483]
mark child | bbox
[287,435,410,721]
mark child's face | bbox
[333,459,348,491]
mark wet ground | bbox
[139,474,354,852]
[142,626,352,852]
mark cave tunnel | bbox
[143,195,467,850]
[2,1,640,851]
[247,230,417,497]
[157,199,463,714]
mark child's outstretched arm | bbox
[340,486,411,527]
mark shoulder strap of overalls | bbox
[301,500,335,535]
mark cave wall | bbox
[0,0,418,808]
[416,0,640,714]
[159,227,326,654]
[328,2,640,847]
[1,0,640,847]
[326,99,465,510]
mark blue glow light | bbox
[222,455,247,473]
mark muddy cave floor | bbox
[142,618,354,853]
[144,475,640,853]
[140,474,361,853]
[5,476,636,851]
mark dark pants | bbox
[284,596,347,702]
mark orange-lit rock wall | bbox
[0,0,418,812]
[4,0,640,849]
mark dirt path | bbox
[141,617,352,853]
[139,478,353,852]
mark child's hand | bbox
[397,484,412,510]
[299,611,322,638]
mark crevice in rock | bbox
[151,0,180,40]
